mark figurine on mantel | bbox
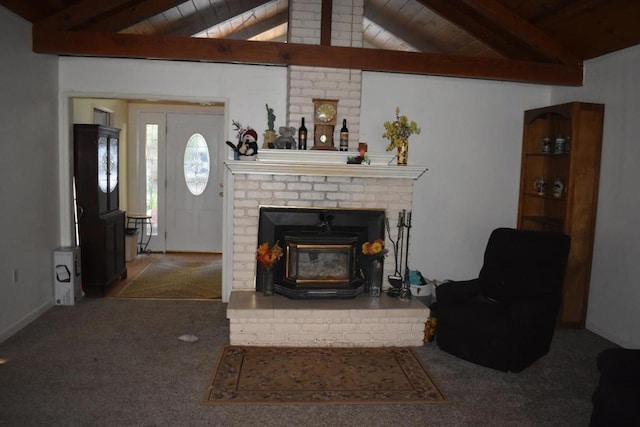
[263,104,277,149]
[274,126,296,149]
[226,120,258,161]
[266,104,275,131]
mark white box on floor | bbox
[54,246,83,306]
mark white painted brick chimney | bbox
[287,0,363,146]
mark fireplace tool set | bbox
[386,209,412,300]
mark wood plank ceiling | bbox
[2,0,640,86]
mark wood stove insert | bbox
[257,207,386,299]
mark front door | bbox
[166,112,223,252]
[139,110,224,253]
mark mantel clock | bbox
[312,98,338,150]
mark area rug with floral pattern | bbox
[204,346,446,405]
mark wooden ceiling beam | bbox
[320,0,332,46]
[460,0,580,65]
[80,0,187,33]
[31,27,583,86]
[0,0,56,22]
[534,0,640,60]
[416,0,537,60]
[34,0,134,30]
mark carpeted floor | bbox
[117,260,222,299]
[205,346,446,405]
[0,298,618,426]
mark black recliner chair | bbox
[432,227,570,372]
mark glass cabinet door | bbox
[108,137,118,193]
[97,136,109,214]
[98,136,109,193]
[107,136,119,212]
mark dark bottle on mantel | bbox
[298,117,307,150]
[339,119,349,151]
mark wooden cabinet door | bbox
[74,124,120,216]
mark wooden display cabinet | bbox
[74,124,127,294]
[517,102,604,327]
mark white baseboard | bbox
[0,301,52,344]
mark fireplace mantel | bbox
[225,150,428,180]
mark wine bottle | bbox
[339,119,349,151]
[298,117,307,150]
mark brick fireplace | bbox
[225,150,429,347]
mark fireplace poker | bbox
[397,210,405,277]
[385,217,401,282]
[387,211,405,295]
[399,211,412,300]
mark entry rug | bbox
[204,346,446,405]
[117,261,221,299]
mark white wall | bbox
[0,9,59,341]
[59,57,288,137]
[361,73,551,280]
[552,45,640,348]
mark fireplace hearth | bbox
[226,152,428,346]
[257,207,385,299]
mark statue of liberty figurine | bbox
[264,104,277,148]
[266,104,275,132]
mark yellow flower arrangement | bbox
[256,241,283,270]
[382,107,421,152]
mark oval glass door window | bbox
[183,133,210,196]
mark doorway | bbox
[69,98,228,299]
[138,110,225,253]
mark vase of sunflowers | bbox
[361,239,387,297]
[383,107,421,166]
[256,241,283,296]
